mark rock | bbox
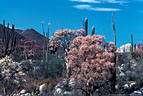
[117,43,131,53]
[18,71,26,76]
[20,89,26,94]
[56,88,63,94]
[130,91,142,96]
[129,81,136,88]
[119,72,125,77]
[69,78,75,87]
[13,80,19,84]
[54,79,78,96]
[21,93,31,96]
[13,94,18,96]
[140,87,143,93]
[0,56,33,95]
[33,87,40,95]
[64,91,73,95]
[39,83,47,94]
[124,84,129,89]
[115,84,119,89]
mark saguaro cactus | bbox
[85,18,88,36]
[130,34,133,54]
[46,23,50,53]
[45,23,50,62]
[92,26,95,35]
[11,24,16,48]
[2,20,5,43]
[134,44,136,51]
[4,23,10,55]
[112,12,116,46]
[111,12,117,93]
[42,22,46,61]
[2,20,17,56]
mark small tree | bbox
[49,29,84,56]
[11,38,43,61]
[66,35,116,96]
[133,42,143,61]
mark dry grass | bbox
[26,77,56,92]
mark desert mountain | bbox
[18,29,45,46]
[0,24,45,46]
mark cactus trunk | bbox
[111,12,117,93]
[112,12,116,46]
[85,18,88,36]
[42,23,46,61]
[92,26,95,35]
[131,34,133,53]
[2,20,17,56]
[46,23,50,62]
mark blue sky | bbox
[0,0,143,47]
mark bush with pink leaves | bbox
[66,35,116,95]
[133,42,143,61]
[49,29,84,56]
[11,38,43,61]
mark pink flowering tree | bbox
[66,35,116,96]
[133,42,143,61]
[49,29,84,55]
[11,38,43,61]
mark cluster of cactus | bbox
[0,20,17,56]
[83,18,95,36]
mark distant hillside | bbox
[18,29,45,46]
[0,24,45,46]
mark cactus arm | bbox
[85,18,88,36]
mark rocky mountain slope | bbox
[18,29,45,46]
[0,24,45,46]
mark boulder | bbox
[117,44,131,53]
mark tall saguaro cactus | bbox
[42,22,46,61]
[2,20,17,56]
[45,23,50,62]
[111,12,117,93]
[131,34,133,54]
[2,20,5,43]
[4,23,10,55]
[85,18,88,36]
[11,24,15,48]
[112,12,116,46]
[92,26,95,35]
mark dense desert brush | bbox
[66,35,116,96]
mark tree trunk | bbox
[110,55,116,94]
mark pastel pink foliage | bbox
[133,42,143,61]
[66,35,116,95]
[49,29,84,52]
[13,38,43,60]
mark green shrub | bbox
[30,54,66,80]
